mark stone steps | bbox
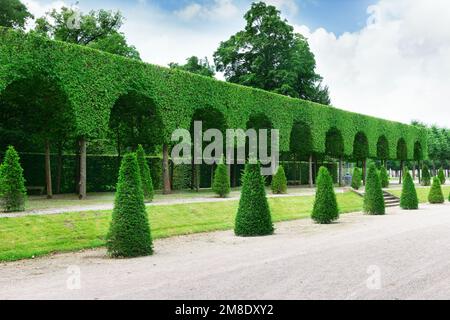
[352,189,401,207]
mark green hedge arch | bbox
[0,28,427,159]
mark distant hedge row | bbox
[6,154,337,193]
[0,28,426,160]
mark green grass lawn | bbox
[389,186,450,203]
[0,192,363,262]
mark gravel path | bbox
[1,203,450,300]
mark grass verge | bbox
[388,186,450,203]
[0,192,363,262]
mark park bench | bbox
[26,186,45,195]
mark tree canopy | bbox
[169,56,215,77]
[0,0,33,29]
[33,7,140,60]
[214,1,330,105]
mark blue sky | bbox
[25,0,450,127]
[141,0,376,34]
[67,0,376,35]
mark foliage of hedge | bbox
[107,153,153,258]
[438,168,446,185]
[0,146,26,212]
[136,145,154,201]
[0,28,426,159]
[379,166,390,188]
[311,167,339,224]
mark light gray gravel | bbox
[1,203,450,300]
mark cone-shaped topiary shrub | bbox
[421,165,431,186]
[379,166,390,188]
[351,167,362,190]
[364,163,385,215]
[400,170,418,210]
[438,167,446,185]
[0,146,27,212]
[235,162,274,237]
[136,145,154,202]
[107,153,153,258]
[311,167,339,224]
[428,177,445,204]
[271,165,288,194]
[212,162,231,198]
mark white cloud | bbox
[265,0,299,15]
[175,0,240,21]
[294,0,450,127]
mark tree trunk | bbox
[75,147,80,194]
[338,158,343,187]
[56,141,63,194]
[412,161,416,181]
[399,160,404,184]
[162,143,171,194]
[45,140,53,199]
[418,161,421,184]
[362,159,367,186]
[78,137,87,200]
[309,154,313,188]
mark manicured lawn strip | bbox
[0,192,363,262]
[389,186,450,203]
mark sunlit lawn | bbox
[388,185,450,203]
[0,192,363,262]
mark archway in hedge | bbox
[289,121,314,187]
[109,91,164,192]
[377,135,390,165]
[0,75,76,198]
[353,132,369,185]
[397,138,408,183]
[109,91,164,155]
[189,107,227,190]
[246,113,274,184]
[325,127,345,186]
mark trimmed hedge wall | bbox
[0,28,426,160]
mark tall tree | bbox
[169,56,215,77]
[214,1,330,104]
[34,7,140,59]
[0,0,33,29]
